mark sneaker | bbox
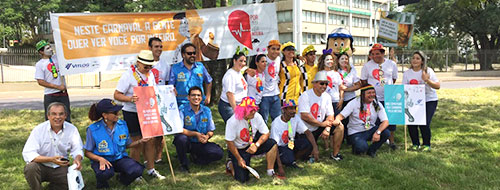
[148,169,166,180]
[330,153,343,161]
[389,143,398,150]
[225,160,233,175]
[290,162,302,169]
[421,145,431,152]
[411,145,420,151]
[134,176,146,184]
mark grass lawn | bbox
[1,87,499,190]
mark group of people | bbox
[22,37,440,189]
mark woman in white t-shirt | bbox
[218,51,248,123]
[402,51,440,151]
[245,54,267,106]
[317,49,345,115]
[113,50,166,180]
[333,84,390,157]
[336,52,361,144]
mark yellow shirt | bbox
[304,63,318,90]
[279,63,303,103]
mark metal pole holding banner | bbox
[163,138,176,184]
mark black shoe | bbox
[180,165,190,173]
[290,162,302,169]
[330,153,343,161]
[389,143,398,150]
[368,152,377,158]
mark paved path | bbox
[1,79,499,110]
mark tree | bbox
[405,0,500,70]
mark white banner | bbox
[155,85,183,135]
[50,3,278,75]
[404,85,426,125]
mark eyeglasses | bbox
[319,82,329,86]
[185,51,196,56]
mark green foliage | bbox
[405,0,500,70]
[1,87,500,189]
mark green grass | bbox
[1,87,500,190]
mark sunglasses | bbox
[185,51,196,56]
[319,82,329,86]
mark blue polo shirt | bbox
[169,61,213,107]
[84,120,132,162]
[179,104,216,143]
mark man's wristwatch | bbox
[376,130,381,135]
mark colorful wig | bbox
[234,97,259,120]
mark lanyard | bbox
[287,120,295,149]
[247,120,253,143]
[364,103,371,129]
[49,58,58,79]
[131,65,149,87]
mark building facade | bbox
[236,0,390,65]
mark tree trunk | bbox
[476,34,497,71]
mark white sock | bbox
[266,169,275,176]
[147,168,155,174]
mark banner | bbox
[377,11,415,48]
[154,85,183,135]
[384,85,426,125]
[50,3,278,75]
[133,86,164,138]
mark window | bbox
[329,14,349,25]
[302,33,323,45]
[353,36,369,47]
[277,11,292,23]
[302,10,325,24]
[279,33,293,44]
[352,17,369,28]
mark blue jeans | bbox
[218,100,234,124]
[91,156,144,189]
[349,126,390,155]
[259,95,281,123]
[173,134,223,167]
[408,100,438,146]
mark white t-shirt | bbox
[403,67,439,102]
[361,59,398,101]
[153,58,171,85]
[298,89,334,132]
[340,97,388,135]
[325,70,343,102]
[270,115,308,147]
[116,68,156,112]
[34,55,64,94]
[245,71,265,104]
[262,55,281,97]
[220,68,248,104]
[225,113,269,149]
[339,68,360,101]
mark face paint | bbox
[43,46,53,56]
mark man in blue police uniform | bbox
[173,86,223,173]
[169,43,213,107]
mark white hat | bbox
[137,50,157,65]
[313,71,328,82]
